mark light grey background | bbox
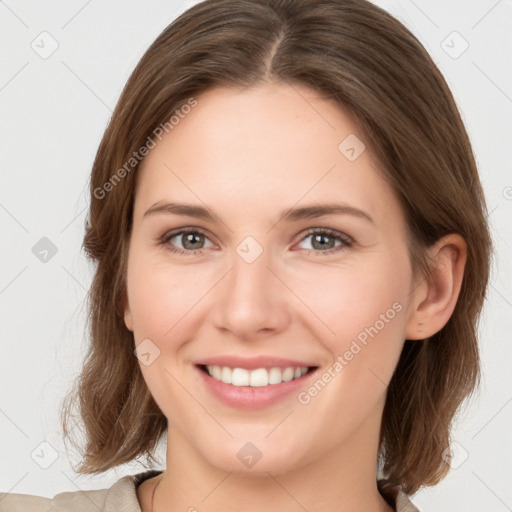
[0,1,511,510]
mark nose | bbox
[211,245,291,340]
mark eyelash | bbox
[158,227,354,256]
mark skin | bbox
[124,82,467,512]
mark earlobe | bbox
[123,291,134,332]
[405,234,467,340]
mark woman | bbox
[0,0,492,511]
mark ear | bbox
[123,288,134,332]
[405,233,467,340]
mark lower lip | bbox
[195,366,316,410]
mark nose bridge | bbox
[231,239,272,297]
[212,236,289,336]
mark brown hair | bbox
[60,0,493,495]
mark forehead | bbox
[134,82,403,229]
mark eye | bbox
[159,228,215,255]
[158,227,353,256]
[295,228,353,255]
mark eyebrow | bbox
[143,201,374,225]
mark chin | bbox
[199,436,306,476]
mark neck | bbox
[152,402,393,512]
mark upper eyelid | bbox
[162,226,213,243]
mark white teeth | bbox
[231,368,250,386]
[211,365,222,380]
[268,367,283,385]
[281,367,295,382]
[249,368,268,387]
[205,365,309,387]
[220,366,232,384]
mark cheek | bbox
[127,260,204,341]
[294,253,411,399]
[292,267,409,433]
[127,261,207,417]
[294,257,410,342]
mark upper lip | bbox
[195,355,318,370]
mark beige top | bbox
[0,470,420,511]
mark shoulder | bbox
[0,492,52,512]
[377,479,421,512]
[0,470,163,512]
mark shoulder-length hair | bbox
[61,0,493,495]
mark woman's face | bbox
[124,82,420,475]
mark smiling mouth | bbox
[197,364,318,387]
